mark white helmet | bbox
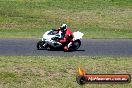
[60,24,67,31]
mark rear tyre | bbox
[70,40,81,51]
[37,41,47,50]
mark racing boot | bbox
[64,46,69,52]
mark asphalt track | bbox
[0,38,132,56]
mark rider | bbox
[57,24,74,51]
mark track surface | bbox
[0,38,132,56]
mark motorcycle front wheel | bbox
[37,41,47,50]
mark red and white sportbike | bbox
[37,29,84,51]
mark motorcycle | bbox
[37,29,84,51]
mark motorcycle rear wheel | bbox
[70,39,81,51]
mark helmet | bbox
[60,24,67,31]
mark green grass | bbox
[0,56,132,88]
[0,0,132,38]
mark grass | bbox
[0,0,132,38]
[0,56,132,88]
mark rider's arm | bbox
[59,37,67,43]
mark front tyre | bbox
[37,41,47,50]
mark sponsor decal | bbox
[76,67,131,85]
